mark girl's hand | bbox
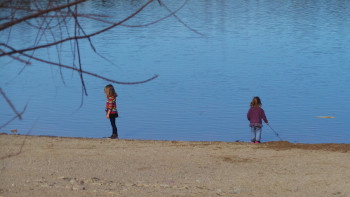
[106,114,110,119]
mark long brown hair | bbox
[104,84,118,99]
[250,96,262,108]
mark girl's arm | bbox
[261,109,268,124]
[106,109,111,119]
[106,97,113,119]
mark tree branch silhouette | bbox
[0,0,200,130]
[0,0,155,57]
[0,0,87,31]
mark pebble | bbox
[232,188,246,194]
[91,177,100,182]
[159,184,169,188]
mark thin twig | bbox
[0,49,30,64]
[0,105,27,130]
[160,0,204,36]
[0,0,87,31]
[81,0,188,28]
[2,43,159,84]
[0,0,155,57]
[0,87,23,120]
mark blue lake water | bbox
[1,0,350,143]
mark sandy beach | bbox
[1,134,349,197]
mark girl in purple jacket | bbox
[247,97,268,143]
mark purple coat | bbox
[247,107,268,127]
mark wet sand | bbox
[1,134,350,196]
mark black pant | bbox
[109,113,118,136]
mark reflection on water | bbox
[1,0,350,143]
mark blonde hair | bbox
[250,96,262,108]
[104,84,118,99]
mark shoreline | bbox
[1,133,350,152]
[1,134,350,196]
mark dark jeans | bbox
[109,113,118,136]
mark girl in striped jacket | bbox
[105,84,119,139]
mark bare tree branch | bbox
[0,0,87,31]
[0,87,24,120]
[83,0,189,28]
[0,105,27,130]
[0,0,155,57]
[0,48,30,64]
[0,0,201,131]
[160,1,205,36]
[2,43,159,85]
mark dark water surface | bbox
[1,0,350,143]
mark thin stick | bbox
[0,0,87,31]
[267,124,283,141]
[0,87,23,120]
[0,0,155,57]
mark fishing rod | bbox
[267,124,283,141]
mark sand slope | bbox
[1,134,350,196]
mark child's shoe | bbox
[251,141,255,144]
[255,141,260,144]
